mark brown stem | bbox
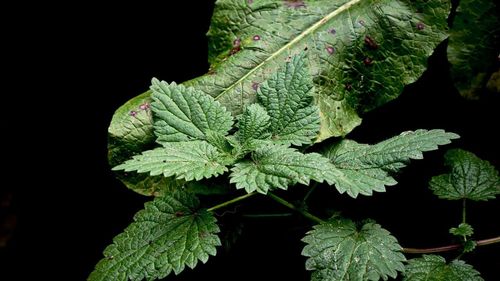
[402,236,500,254]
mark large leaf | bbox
[151,79,233,143]
[88,191,221,281]
[113,141,231,181]
[302,218,405,281]
[189,0,450,141]
[229,144,331,194]
[429,149,500,201]
[403,255,483,281]
[322,130,459,198]
[448,0,499,99]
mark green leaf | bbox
[188,0,450,140]
[88,191,221,281]
[322,130,459,198]
[151,79,233,143]
[429,149,500,201]
[257,54,320,146]
[403,255,483,281]
[229,144,331,194]
[302,218,405,281]
[449,223,474,238]
[447,0,499,99]
[236,103,271,145]
[113,141,230,181]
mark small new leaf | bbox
[403,255,483,281]
[323,130,459,198]
[88,191,221,281]
[113,141,230,181]
[230,144,331,194]
[236,103,271,145]
[449,223,474,238]
[257,55,320,146]
[302,218,405,281]
[429,149,500,201]
[151,79,233,143]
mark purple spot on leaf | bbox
[129,110,137,117]
[358,20,365,26]
[345,84,352,91]
[253,35,261,41]
[139,103,150,110]
[233,38,241,47]
[252,82,260,91]
[326,46,335,55]
[363,57,373,66]
[329,28,336,35]
[364,35,378,49]
[416,22,425,30]
[284,0,306,8]
[247,0,253,4]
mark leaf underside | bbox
[302,218,405,281]
[88,191,221,281]
[322,129,459,198]
[429,149,500,201]
[403,255,483,281]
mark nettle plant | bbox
[90,0,499,280]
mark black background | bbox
[2,1,499,280]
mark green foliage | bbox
[322,130,459,197]
[403,255,483,281]
[429,149,500,201]
[93,1,500,280]
[449,223,474,238]
[89,191,220,281]
[113,141,231,181]
[151,80,233,143]
[448,0,500,99]
[230,144,329,194]
[302,218,405,281]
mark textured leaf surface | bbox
[448,0,499,99]
[88,191,221,281]
[230,144,331,194]
[151,79,233,143]
[257,54,320,145]
[302,218,405,281]
[113,141,230,181]
[322,130,459,197]
[429,149,500,201]
[449,223,474,238]
[403,255,483,281]
[186,0,450,140]
[236,103,271,145]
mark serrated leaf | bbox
[113,141,230,181]
[257,54,320,146]
[322,130,459,198]
[187,0,450,141]
[236,103,271,147]
[449,223,474,238]
[151,79,233,143]
[447,0,499,99]
[88,191,221,281]
[302,218,405,281]
[429,149,500,201]
[229,144,331,194]
[403,255,483,281]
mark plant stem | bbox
[303,182,317,202]
[207,192,257,212]
[462,199,467,224]
[242,213,293,218]
[402,236,500,254]
[267,192,325,224]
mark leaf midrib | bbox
[214,0,364,101]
